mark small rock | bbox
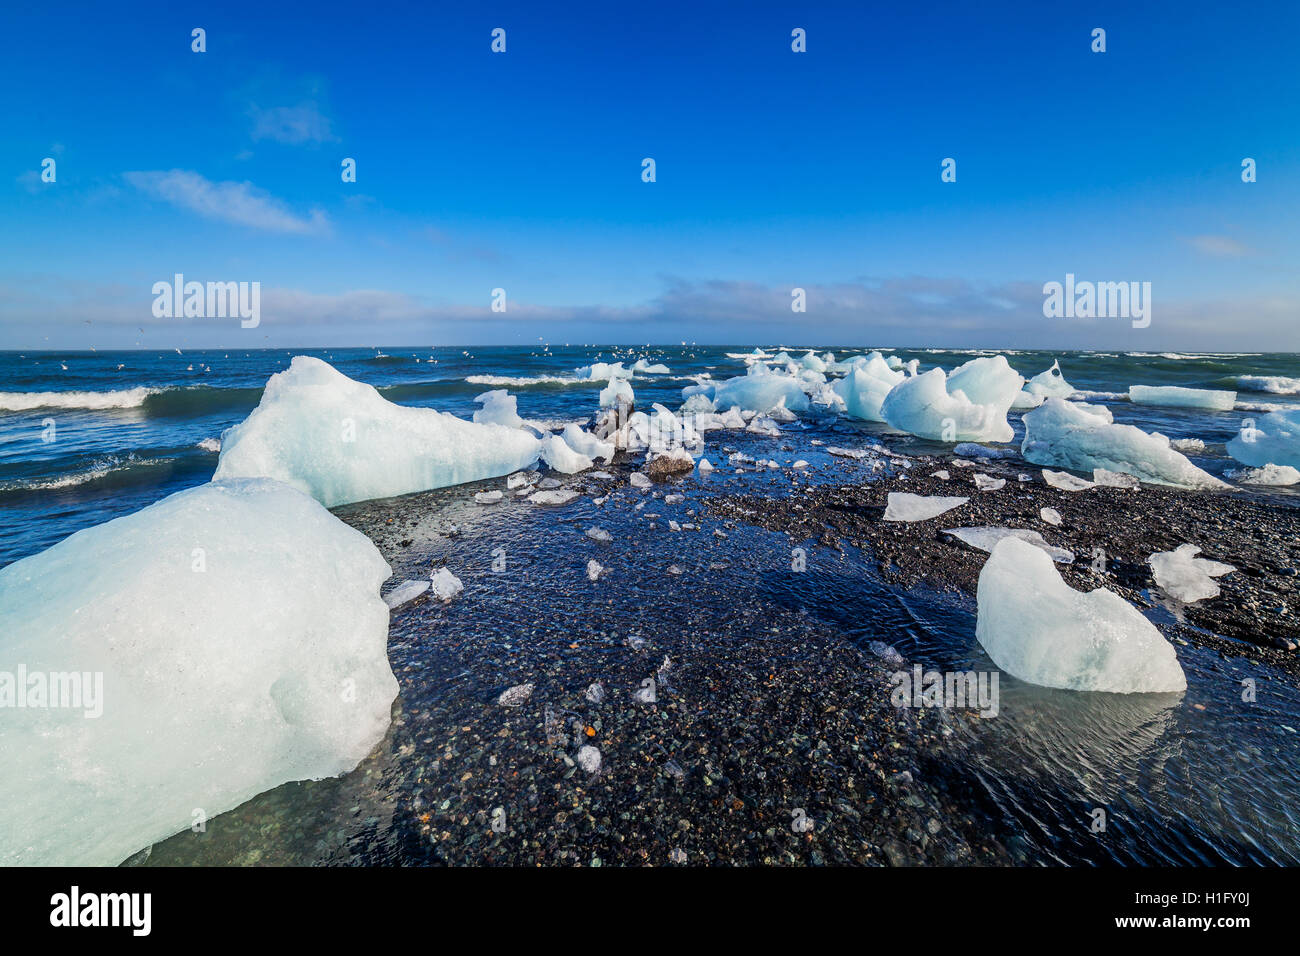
[497,682,534,707]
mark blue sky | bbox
[2,0,1298,350]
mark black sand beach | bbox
[134,431,1300,867]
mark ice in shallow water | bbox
[976,537,1187,694]
[1022,398,1227,490]
[1128,385,1236,412]
[710,365,810,415]
[215,356,541,507]
[882,367,1015,442]
[831,352,904,422]
[0,478,398,866]
[1227,407,1300,471]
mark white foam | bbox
[0,387,155,412]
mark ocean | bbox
[3,345,1298,569]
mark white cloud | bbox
[249,101,337,145]
[125,170,330,235]
[1183,234,1252,257]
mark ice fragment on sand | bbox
[883,492,968,522]
[1042,469,1094,491]
[384,579,430,608]
[429,568,463,601]
[1148,544,1235,603]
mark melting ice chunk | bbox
[976,537,1187,693]
[942,526,1073,563]
[1042,469,1094,491]
[215,356,541,507]
[529,489,579,505]
[539,434,593,474]
[384,579,430,608]
[883,492,969,522]
[1093,468,1141,489]
[430,568,463,601]
[1147,544,1235,603]
[0,478,398,866]
[1129,385,1236,411]
[1023,398,1226,490]
[1227,407,1300,470]
[1229,463,1300,486]
[882,367,1015,442]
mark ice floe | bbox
[215,357,541,507]
[1128,385,1236,411]
[1021,398,1227,489]
[1227,407,1300,470]
[881,367,1015,442]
